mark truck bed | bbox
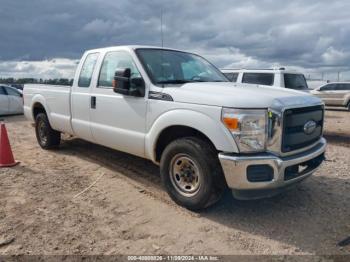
[23,84,73,134]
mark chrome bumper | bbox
[218,138,327,199]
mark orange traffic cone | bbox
[0,122,19,167]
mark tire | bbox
[347,102,350,111]
[35,113,61,149]
[160,137,226,210]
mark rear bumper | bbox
[218,138,326,200]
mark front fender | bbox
[145,109,239,162]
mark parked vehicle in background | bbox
[0,85,24,116]
[221,68,310,92]
[10,84,24,90]
[311,82,350,110]
[23,46,326,210]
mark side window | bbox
[98,51,141,88]
[78,53,99,88]
[223,73,238,82]
[0,87,7,95]
[335,84,350,91]
[5,87,21,97]
[320,84,335,91]
[242,73,274,86]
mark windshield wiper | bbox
[157,80,190,84]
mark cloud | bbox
[1,0,350,80]
[0,59,78,79]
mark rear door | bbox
[89,50,147,157]
[0,86,9,115]
[333,84,349,106]
[4,87,23,114]
[71,52,100,142]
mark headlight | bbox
[222,108,268,153]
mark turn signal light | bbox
[223,117,239,130]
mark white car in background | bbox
[311,82,350,110]
[0,85,24,116]
[221,68,310,92]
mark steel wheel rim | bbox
[38,120,48,145]
[169,154,201,197]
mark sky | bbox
[1,0,350,80]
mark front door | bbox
[89,51,147,157]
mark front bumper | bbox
[218,138,327,200]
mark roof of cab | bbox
[85,45,185,54]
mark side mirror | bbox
[113,68,131,92]
[113,68,145,97]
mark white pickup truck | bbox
[24,46,326,210]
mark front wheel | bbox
[347,102,350,111]
[35,113,61,149]
[160,137,226,210]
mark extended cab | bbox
[24,46,326,210]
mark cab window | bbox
[242,73,274,86]
[98,51,141,88]
[78,53,99,88]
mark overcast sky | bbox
[1,0,350,80]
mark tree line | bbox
[0,78,73,86]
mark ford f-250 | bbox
[23,46,326,210]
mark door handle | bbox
[91,96,96,109]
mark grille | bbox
[282,105,324,153]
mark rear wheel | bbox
[160,137,226,210]
[35,113,61,149]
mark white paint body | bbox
[23,46,322,164]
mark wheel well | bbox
[155,125,217,162]
[33,103,46,119]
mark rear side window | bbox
[242,73,274,86]
[284,74,308,90]
[5,87,21,97]
[335,84,350,91]
[223,73,239,82]
[78,53,99,88]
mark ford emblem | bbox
[303,120,317,135]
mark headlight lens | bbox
[222,108,267,152]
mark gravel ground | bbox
[0,109,349,256]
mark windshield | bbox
[284,74,309,90]
[136,49,228,85]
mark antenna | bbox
[161,7,164,48]
[160,6,164,87]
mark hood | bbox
[163,82,322,109]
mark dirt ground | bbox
[0,108,349,256]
